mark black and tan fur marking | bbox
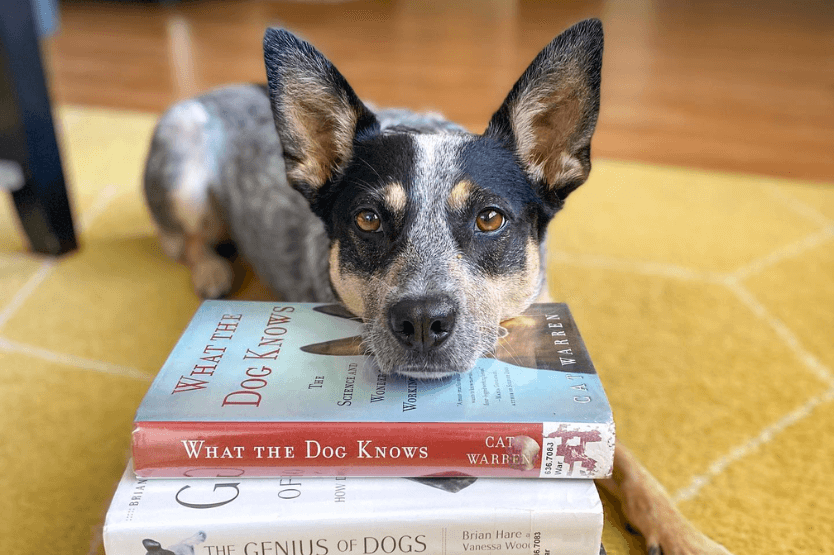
[145,19,733,555]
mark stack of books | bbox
[103,301,613,555]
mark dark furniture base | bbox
[1,0,77,256]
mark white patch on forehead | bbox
[411,133,468,204]
[389,133,472,299]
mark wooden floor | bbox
[44,0,834,181]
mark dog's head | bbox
[264,20,602,378]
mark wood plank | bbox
[45,0,834,180]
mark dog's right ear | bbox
[263,29,378,204]
[485,19,603,210]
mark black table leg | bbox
[0,0,77,255]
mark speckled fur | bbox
[145,86,473,302]
[145,84,328,300]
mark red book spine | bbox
[132,421,546,478]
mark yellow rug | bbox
[1,106,832,555]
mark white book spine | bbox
[106,513,601,555]
[104,464,603,555]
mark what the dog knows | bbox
[170,306,296,407]
[179,434,540,470]
[180,439,429,461]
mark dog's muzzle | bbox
[387,295,456,354]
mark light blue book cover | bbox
[133,302,614,480]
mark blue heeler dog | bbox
[144,19,733,555]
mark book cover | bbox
[104,461,605,555]
[132,302,614,479]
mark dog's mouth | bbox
[388,364,462,380]
[366,329,490,377]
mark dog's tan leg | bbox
[157,228,186,261]
[182,233,234,299]
[597,442,733,555]
[162,191,234,299]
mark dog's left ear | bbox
[485,19,603,208]
[263,28,379,204]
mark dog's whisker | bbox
[354,155,383,180]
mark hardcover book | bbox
[132,301,614,479]
[104,461,606,555]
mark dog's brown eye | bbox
[355,210,381,232]
[476,209,505,232]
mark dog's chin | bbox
[374,346,486,380]
[389,365,463,380]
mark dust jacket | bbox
[132,301,614,479]
[104,461,605,555]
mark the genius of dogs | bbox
[144,19,733,555]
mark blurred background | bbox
[43,0,833,180]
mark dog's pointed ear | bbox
[263,29,379,203]
[485,19,603,207]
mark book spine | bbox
[104,506,602,555]
[132,420,613,479]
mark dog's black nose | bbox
[388,296,456,353]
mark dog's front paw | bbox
[608,444,735,555]
[191,256,234,298]
[646,536,733,555]
[642,518,734,555]
[623,500,734,555]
